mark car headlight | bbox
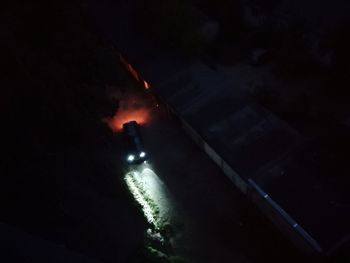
[139,152,146,158]
[127,155,135,162]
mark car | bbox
[122,121,148,164]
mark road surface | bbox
[117,89,305,262]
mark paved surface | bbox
[86,0,350,258]
[127,103,305,262]
[150,61,350,253]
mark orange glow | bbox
[143,80,151,90]
[119,55,140,82]
[104,95,151,133]
[106,108,150,132]
[119,54,152,90]
[127,64,140,82]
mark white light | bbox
[127,155,135,162]
[139,151,146,158]
[125,173,158,227]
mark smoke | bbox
[103,55,154,132]
[104,93,152,133]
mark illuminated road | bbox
[108,73,304,261]
[131,167,172,224]
[124,163,194,256]
[84,0,307,259]
[125,165,173,228]
[120,104,305,262]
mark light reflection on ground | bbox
[124,163,171,230]
[125,171,158,227]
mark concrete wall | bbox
[248,179,323,255]
[119,53,324,256]
[158,97,322,255]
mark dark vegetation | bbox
[240,6,350,196]
[1,1,146,262]
[201,1,350,188]
[134,0,212,56]
[1,0,350,261]
[134,0,350,185]
[133,0,350,258]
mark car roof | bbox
[123,121,140,137]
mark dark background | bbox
[1,0,350,262]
